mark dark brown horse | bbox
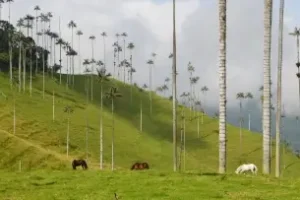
[72,159,88,170]
[130,162,150,170]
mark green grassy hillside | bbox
[0,73,299,176]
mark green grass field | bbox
[1,170,300,200]
[0,73,299,199]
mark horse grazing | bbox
[130,162,150,170]
[72,159,88,170]
[235,163,257,175]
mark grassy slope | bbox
[0,170,300,200]
[0,73,299,176]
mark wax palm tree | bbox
[115,33,121,79]
[147,59,154,116]
[187,62,194,116]
[89,35,96,102]
[245,92,253,131]
[236,92,245,154]
[121,32,127,83]
[6,0,14,88]
[195,100,201,138]
[275,0,285,178]
[101,32,107,67]
[164,77,170,95]
[190,76,199,117]
[127,42,135,104]
[172,0,178,172]
[76,30,83,74]
[218,0,227,174]
[24,14,34,37]
[262,0,273,175]
[64,106,73,158]
[96,65,111,170]
[16,19,24,93]
[201,86,209,124]
[56,38,64,83]
[106,87,122,171]
[68,20,76,85]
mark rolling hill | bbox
[0,72,299,176]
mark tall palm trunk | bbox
[140,93,143,133]
[172,0,178,172]
[18,42,22,93]
[123,38,126,83]
[52,90,55,121]
[78,35,81,74]
[8,2,12,89]
[111,98,115,171]
[239,100,242,154]
[59,17,62,84]
[218,0,227,174]
[13,94,16,135]
[85,74,89,162]
[248,112,251,130]
[263,0,273,175]
[275,0,284,178]
[71,27,74,87]
[100,84,103,169]
[42,23,45,99]
[183,110,186,171]
[35,11,39,75]
[149,64,153,116]
[50,37,53,78]
[91,41,94,102]
[66,115,70,158]
[23,48,26,93]
[30,48,33,97]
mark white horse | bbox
[235,163,258,175]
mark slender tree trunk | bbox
[91,41,94,102]
[123,39,126,83]
[18,43,22,93]
[30,48,33,97]
[183,110,186,171]
[35,12,38,75]
[78,35,81,74]
[239,100,242,154]
[275,0,284,178]
[172,0,178,172]
[111,98,115,171]
[140,95,143,133]
[100,84,103,169]
[263,0,273,175]
[52,90,55,121]
[59,44,62,84]
[23,48,26,93]
[149,65,153,116]
[248,112,251,130]
[197,113,200,138]
[50,38,53,79]
[42,26,45,99]
[67,115,70,158]
[8,2,12,89]
[218,0,227,174]
[86,117,89,161]
[130,52,133,105]
[13,97,16,135]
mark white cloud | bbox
[1,0,300,116]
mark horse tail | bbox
[83,160,88,169]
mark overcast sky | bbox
[1,0,300,116]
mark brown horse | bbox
[72,159,88,170]
[130,162,150,170]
